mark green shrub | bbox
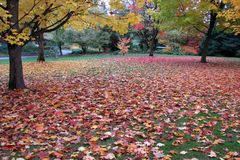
[71,49,81,54]
[45,46,59,57]
[199,33,240,57]
[0,43,8,54]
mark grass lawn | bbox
[0,53,144,64]
[0,56,239,159]
[0,53,198,64]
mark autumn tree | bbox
[51,27,66,56]
[130,0,159,56]
[65,28,111,54]
[153,0,239,63]
[65,29,95,54]
[0,0,142,89]
[219,0,240,34]
[0,0,97,89]
[91,29,111,53]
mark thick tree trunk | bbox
[8,45,25,89]
[148,29,158,57]
[37,32,45,62]
[200,9,217,63]
[200,37,210,63]
[6,0,25,89]
[149,39,154,56]
[149,40,155,56]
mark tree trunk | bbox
[149,40,154,56]
[8,45,26,89]
[58,44,63,56]
[200,10,217,63]
[149,51,154,56]
[148,29,158,56]
[149,38,154,56]
[6,0,25,89]
[37,32,45,62]
[82,46,87,54]
[200,37,210,63]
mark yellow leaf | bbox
[90,136,99,142]
[91,125,98,129]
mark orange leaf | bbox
[35,123,45,132]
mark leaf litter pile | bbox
[0,57,240,160]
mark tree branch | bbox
[0,3,7,10]
[0,16,6,23]
[35,11,74,35]
[186,21,207,34]
[193,25,207,34]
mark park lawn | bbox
[0,53,150,64]
[0,53,202,65]
[0,56,239,159]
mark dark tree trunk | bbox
[200,37,210,63]
[149,51,154,56]
[148,29,158,57]
[8,48,24,89]
[8,45,26,89]
[58,44,63,56]
[149,39,155,56]
[82,47,87,54]
[7,0,25,89]
[149,39,154,56]
[200,10,217,63]
[37,32,45,62]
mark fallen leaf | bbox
[213,139,225,145]
[156,143,165,147]
[78,146,86,152]
[208,150,217,158]
[35,123,45,132]
[180,151,188,155]
[103,153,116,159]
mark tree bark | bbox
[7,0,26,89]
[200,9,217,63]
[37,32,45,62]
[200,37,210,63]
[149,38,155,56]
[8,45,25,89]
[148,29,158,56]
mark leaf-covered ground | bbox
[0,56,240,160]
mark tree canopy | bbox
[0,0,143,89]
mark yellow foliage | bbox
[219,0,240,34]
[135,0,145,8]
[110,0,125,9]
[3,28,30,46]
[0,0,97,45]
[0,0,143,46]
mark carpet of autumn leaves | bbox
[0,56,240,160]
